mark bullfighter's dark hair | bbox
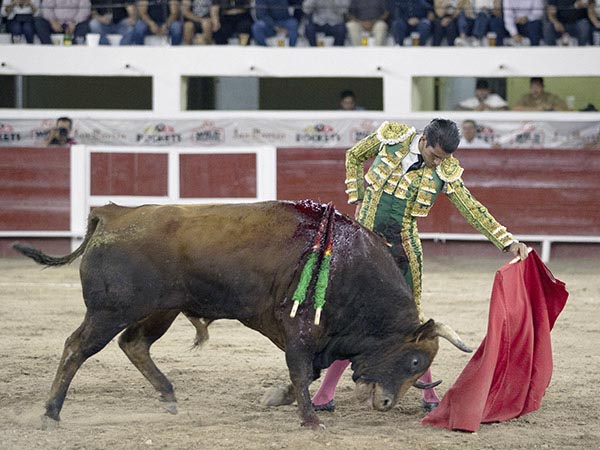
[423,118,460,154]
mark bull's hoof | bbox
[301,419,326,431]
[421,399,439,413]
[161,401,178,415]
[40,414,59,430]
[312,399,336,412]
[261,385,295,407]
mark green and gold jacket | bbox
[344,121,516,251]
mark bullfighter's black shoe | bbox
[312,400,336,412]
[421,399,439,413]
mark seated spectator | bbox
[89,0,137,45]
[210,0,252,45]
[346,0,389,46]
[590,1,600,43]
[182,0,213,44]
[252,0,298,46]
[469,0,505,46]
[339,89,365,110]
[459,119,491,148]
[389,0,433,46]
[35,0,90,45]
[513,77,568,111]
[288,0,303,23]
[457,79,508,111]
[1,0,39,44]
[544,0,592,46]
[45,116,75,146]
[302,0,350,47]
[502,0,544,46]
[432,0,469,46]
[134,0,183,45]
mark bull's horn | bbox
[434,322,473,353]
[414,379,442,390]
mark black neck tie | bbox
[408,154,424,172]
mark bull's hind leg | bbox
[44,312,126,428]
[118,311,180,414]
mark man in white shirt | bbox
[503,0,545,45]
[457,79,508,111]
[459,119,492,148]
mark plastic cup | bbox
[86,33,100,46]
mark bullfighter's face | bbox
[419,136,452,169]
[351,335,440,411]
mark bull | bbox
[13,200,470,429]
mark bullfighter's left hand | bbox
[508,241,529,260]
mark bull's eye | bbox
[412,357,420,367]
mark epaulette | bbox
[376,121,416,145]
[436,156,464,182]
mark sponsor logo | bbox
[0,123,22,143]
[136,123,182,144]
[191,121,225,145]
[74,129,127,143]
[295,123,341,143]
[349,120,378,143]
[30,119,56,143]
[232,128,286,142]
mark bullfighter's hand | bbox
[509,241,529,260]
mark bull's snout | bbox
[372,385,397,411]
[355,381,399,412]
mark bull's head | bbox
[351,319,471,411]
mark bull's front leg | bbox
[285,347,322,430]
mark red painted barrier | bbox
[1,145,599,257]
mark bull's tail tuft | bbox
[12,215,100,267]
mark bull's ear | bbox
[412,319,437,343]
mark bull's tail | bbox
[12,214,101,267]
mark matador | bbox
[311,118,528,412]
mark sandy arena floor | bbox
[0,254,598,450]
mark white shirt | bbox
[459,136,491,148]
[459,93,508,110]
[472,0,495,13]
[401,133,424,173]
[503,0,545,37]
[1,0,40,20]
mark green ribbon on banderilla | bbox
[290,203,335,325]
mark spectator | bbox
[288,0,303,23]
[89,0,137,45]
[502,0,544,46]
[432,0,469,46]
[388,0,433,46]
[182,0,213,44]
[346,0,389,46]
[457,79,508,111]
[590,0,600,44]
[459,119,491,148]
[210,0,253,45]
[134,0,183,45]
[252,0,298,46]
[45,116,75,146]
[513,77,568,111]
[35,0,90,45]
[469,0,505,46]
[302,0,350,47]
[339,89,365,110]
[1,0,39,43]
[544,0,592,46]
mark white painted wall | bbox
[1,45,599,115]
